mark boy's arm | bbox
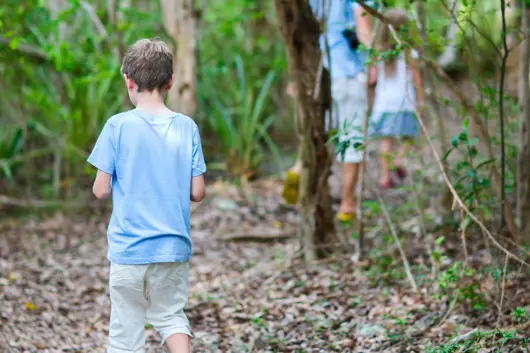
[191,175,205,202]
[87,120,116,199]
[191,124,207,202]
[93,170,112,199]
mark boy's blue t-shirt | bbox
[87,109,206,264]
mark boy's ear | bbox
[123,74,135,91]
[166,74,175,91]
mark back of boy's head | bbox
[121,39,173,92]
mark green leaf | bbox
[442,147,454,161]
[476,158,496,170]
[468,137,479,146]
[469,146,478,159]
[436,236,445,245]
[9,37,20,50]
[451,135,459,148]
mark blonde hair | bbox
[121,38,173,92]
[376,8,411,76]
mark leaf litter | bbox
[1,179,529,352]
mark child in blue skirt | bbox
[370,8,424,189]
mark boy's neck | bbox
[135,90,171,117]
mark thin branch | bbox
[355,0,521,243]
[496,254,509,328]
[380,22,527,266]
[499,0,510,228]
[356,7,383,259]
[377,193,419,293]
[0,195,82,208]
[460,209,469,266]
[80,1,120,58]
[80,1,108,37]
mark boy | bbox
[88,38,206,353]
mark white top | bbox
[372,50,418,115]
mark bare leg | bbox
[379,137,394,184]
[339,162,359,214]
[166,333,190,353]
[395,137,412,167]
[290,158,302,174]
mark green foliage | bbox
[200,56,280,179]
[1,0,288,197]
[511,306,527,324]
[1,0,165,197]
[0,124,24,185]
[436,261,485,311]
[427,329,530,352]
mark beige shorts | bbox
[107,262,191,353]
[331,74,368,164]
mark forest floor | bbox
[1,172,530,352]
[2,91,530,352]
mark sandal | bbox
[379,179,396,190]
[394,166,407,180]
[336,211,356,224]
[282,171,300,205]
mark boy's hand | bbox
[93,170,112,199]
[191,175,206,202]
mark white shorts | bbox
[331,74,368,164]
[107,262,191,353]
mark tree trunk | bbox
[517,2,530,244]
[274,0,336,261]
[161,0,198,117]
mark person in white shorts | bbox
[283,0,376,223]
[88,38,207,353]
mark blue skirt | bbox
[370,111,419,138]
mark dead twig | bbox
[355,0,521,243]
[0,195,82,208]
[381,21,528,267]
[356,11,382,259]
[377,193,419,293]
[497,255,510,328]
[460,208,469,266]
[449,328,479,345]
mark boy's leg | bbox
[146,262,192,353]
[165,334,190,353]
[108,263,149,353]
[379,137,394,184]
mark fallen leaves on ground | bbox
[1,180,529,352]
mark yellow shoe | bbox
[282,171,300,205]
[336,212,356,224]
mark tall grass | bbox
[200,56,280,180]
